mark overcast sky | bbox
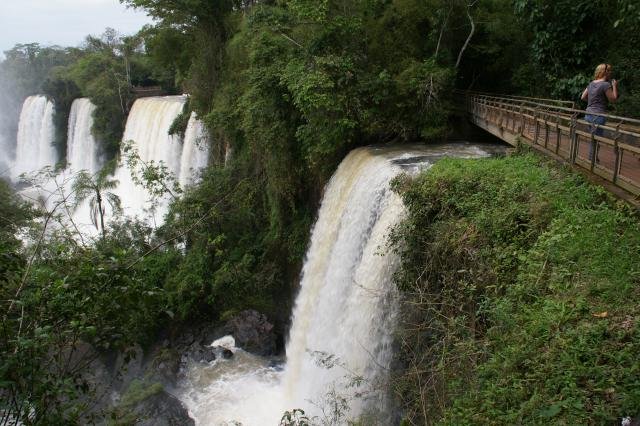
[0,0,154,56]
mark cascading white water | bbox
[11,95,57,181]
[178,143,496,425]
[60,98,105,234]
[179,112,210,188]
[113,95,186,221]
[279,148,404,421]
[67,98,100,174]
[10,94,209,233]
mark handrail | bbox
[463,91,640,203]
[469,93,640,127]
[474,99,640,136]
[460,90,575,108]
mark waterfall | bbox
[11,95,57,181]
[113,95,186,221]
[67,98,100,174]
[179,112,209,188]
[8,94,209,233]
[279,148,404,420]
[178,143,494,425]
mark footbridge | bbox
[464,93,640,205]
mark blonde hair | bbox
[594,63,611,80]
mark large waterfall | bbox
[11,95,57,181]
[113,95,186,221]
[67,98,100,174]
[178,143,494,425]
[280,147,404,421]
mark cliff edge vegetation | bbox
[391,150,640,424]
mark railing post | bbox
[544,114,549,149]
[613,123,621,184]
[518,104,524,135]
[555,114,561,155]
[533,109,540,145]
[509,103,516,132]
[569,112,578,164]
[589,131,597,171]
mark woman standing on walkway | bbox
[581,63,619,161]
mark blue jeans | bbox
[585,114,606,161]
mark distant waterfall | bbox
[11,95,57,181]
[67,98,100,174]
[179,112,209,188]
[7,94,211,233]
[113,95,186,220]
[178,144,494,424]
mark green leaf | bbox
[538,403,562,418]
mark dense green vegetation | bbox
[2,0,638,163]
[391,151,640,424]
[0,177,180,421]
[1,0,640,423]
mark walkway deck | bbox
[465,93,640,205]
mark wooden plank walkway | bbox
[465,93,640,205]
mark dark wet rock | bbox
[114,380,194,426]
[113,345,145,390]
[222,310,277,356]
[175,330,197,349]
[147,348,182,387]
[183,341,217,364]
[57,315,280,423]
[268,358,285,371]
[60,342,115,419]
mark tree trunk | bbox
[97,191,105,239]
[455,2,476,69]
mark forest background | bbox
[1,0,640,423]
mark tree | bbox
[73,168,122,238]
[512,0,605,98]
[0,44,78,160]
[0,179,32,281]
[119,0,241,112]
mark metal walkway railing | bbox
[465,92,640,200]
